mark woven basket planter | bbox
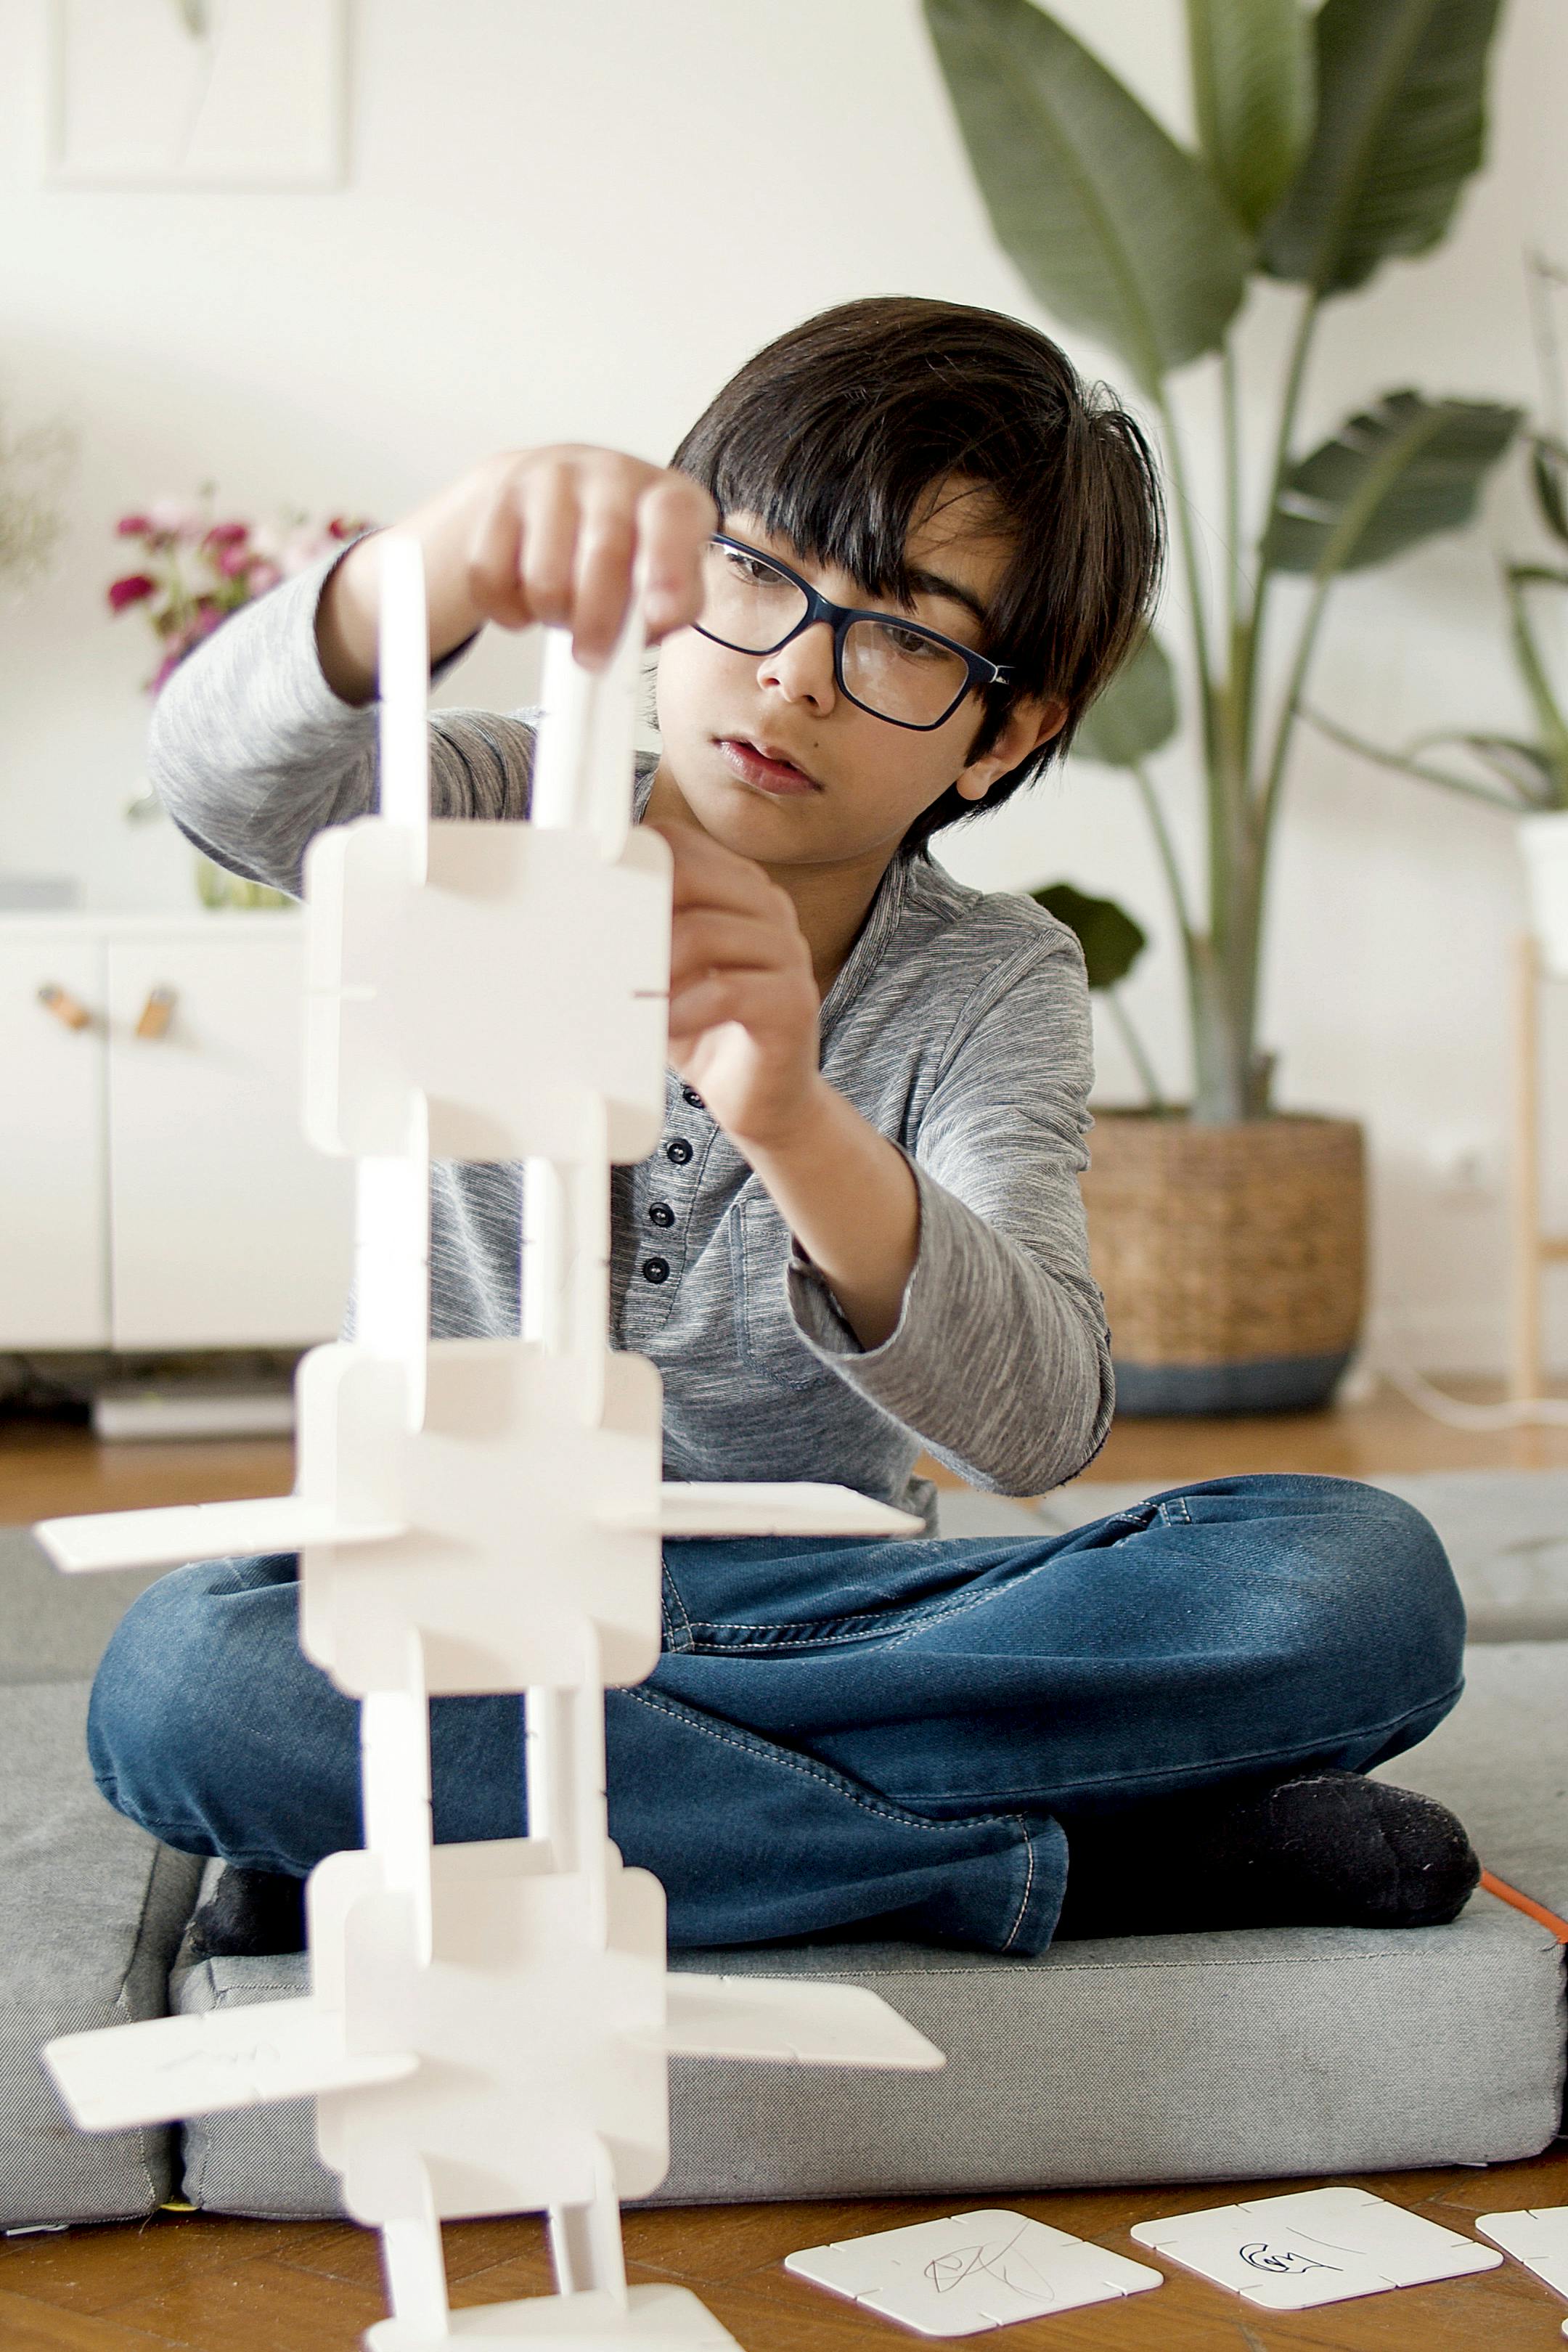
[1079,1111,1367,1416]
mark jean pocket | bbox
[730,1191,825,1394]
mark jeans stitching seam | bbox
[999,1823,1037,1952]
[683,1572,1046,1651]
[622,1687,1020,1840]
[661,1569,695,1653]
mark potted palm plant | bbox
[923,0,1522,1410]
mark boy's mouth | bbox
[716,738,820,796]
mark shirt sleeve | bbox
[784,931,1114,1496]
[147,545,536,897]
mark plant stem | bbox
[1257,569,1334,846]
[1130,759,1196,940]
[1153,383,1218,773]
[1106,989,1166,1113]
[1220,335,1246,654]
[1238,291,1321,770]
[1153,378,1232,1086]
[1506,566,1568,801]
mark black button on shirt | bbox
[647,1201,675,1229]
[665,1138,693,1166]
[641,1256,671,1285]
[682,1087,705,1109]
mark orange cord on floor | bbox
[1479,1868,1568,1943]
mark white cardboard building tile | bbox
[786,2210,1161,2336]
[1477,2208,1568,2300]
[1130,2186,1501,2312]
[40,540,944,2350]
[44,1998,415,2133]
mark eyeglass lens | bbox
[697,541,973,727]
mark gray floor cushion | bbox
[1,1684,201,2226]
[175,1643,1568,2216]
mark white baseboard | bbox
[91,1387,295,1442]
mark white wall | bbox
[1,0,1564,1373]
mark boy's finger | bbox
[466,495,532,631]
[659,838,783,921]
[517,465,582,632]
[571,500,638,668]
[669,910,802,983]
[639,477,718,638]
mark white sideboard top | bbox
[0,910,303,939]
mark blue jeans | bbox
[88,1474,1465,1956]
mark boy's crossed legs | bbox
[87,1474,1475,1959]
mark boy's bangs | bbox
[703,422,1005,623]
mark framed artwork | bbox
[44,0,349,190]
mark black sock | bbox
[1054,1772,1480,1940]
[186,1865,306,1961]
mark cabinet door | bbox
[0,935,110,1346]
[106,929,354,1348]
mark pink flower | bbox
[107,573,158,611]
[245,558,283,594]
[216,543,252,577]
[115,514,152,538]
[204,520,250,550]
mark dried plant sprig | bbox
[0,407,74,589]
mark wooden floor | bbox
[3,1392,1566,2351]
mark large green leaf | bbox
[1029,881,1148,989]
[923,0,1251,389]
[1185,0,1315,232]
[1264,389,1521,576]
[1262,0,1502,295]
[1070,630,1180,766]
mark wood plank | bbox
[0,1427,295,1524]
[0,2285,172,2351]
[95,2248,387,2351]
[274,2213,552,2295]
[0,2212,329,2314]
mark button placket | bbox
[629,1095,703,1303]
[641,1133,694,1283]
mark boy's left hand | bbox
[650,822,824,1156]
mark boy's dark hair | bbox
[670,295,1164,855]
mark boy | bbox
[91,298,1476,1959]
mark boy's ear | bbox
[955,695,1068,802]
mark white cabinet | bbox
[0,934,110,1346]
[0,914,354,1352]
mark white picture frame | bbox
[44,0,349,191]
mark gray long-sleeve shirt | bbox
[150,559,1114,1524]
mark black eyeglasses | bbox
[690,534,1013,731]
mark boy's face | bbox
[651,479,1060,873]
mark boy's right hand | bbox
[315,447,719,705]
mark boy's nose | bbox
[757,620,837,710]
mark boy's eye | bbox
[724,551,777,585]
[867,621,948,661]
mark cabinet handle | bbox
[37,984,92,1032]
[136,986,177,1040]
